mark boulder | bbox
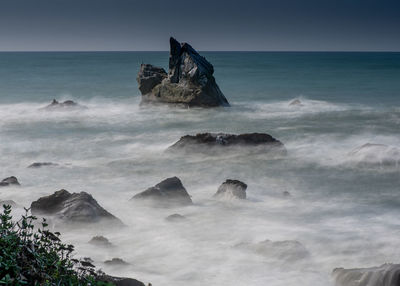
[165,213,187,222]
[104,258,129,266]
[0,176,20,187]
[349,143,400,166]
[214,179,247,200]
[28,162,58,168]
[332,264,400,286]
[137,37,229,107]
[236,239,310,262]
[89,236,112,247]
[168,132,286,155]
[98,275,145,286]
[131,177,192,207]
[31,189,123,225]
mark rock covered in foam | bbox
[168,132,286,155]
[31,189,123,225]
[137,37,229,107]
[349,143,400,166]
[28,162,58,168]
[333,263,400,286]
[131,177,192,207]
[89,235,112,247]
[214,179,247,200]
[0,176,20,187]
[42,99,86,110]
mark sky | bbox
[0,0,399,51]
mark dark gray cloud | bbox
[0,0,399,51]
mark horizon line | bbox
[0,50,399,53]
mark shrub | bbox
[0,204,112,285]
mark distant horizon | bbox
[1,50,399,53]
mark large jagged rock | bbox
[168,132,286,155]
[137,37,229,107]
[332,264,400,286]
[131,177,192,207]
[0,176,20,187]
[214,179,247,200]
[31,189,123,225]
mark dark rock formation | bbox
[333,264,400,286]
[214,179,247,200]
[89,236,112,247]
[165,213,187,222]
[104,258,129,266]
[236,239,310,262]
[98,275,145,286]
[168,132,286,155]
[31,189,123,225]
[28,162,58,168]
[42,99,87,110]
[137,37,229,107]
[131,177,192,207]
[0,176,20,187]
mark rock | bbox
[236,239,309,262]
[28,162,58,168]
[31,189,123,225]
[137,37,229,107]
[349,143,400,166]
[332,263,400,286]
[214,179,247,200]
[98,275,145,286]
[283,191,291,197]
[89,236,112,247]
[165,213,187,222]
[0,200,18,208]
[289,99,303,106]
[42,99,86,110]
[131,177,192,207]
[168,132,286,155]
[104,258,129,266]
[0,176,20,187]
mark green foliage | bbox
[0,204,112,286]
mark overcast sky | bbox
[0,0,399,51]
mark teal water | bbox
[0,52,399,286]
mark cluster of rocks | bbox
[42,99,86,110]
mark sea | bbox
[0,51,399,286]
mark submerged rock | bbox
[165,213,187,222]
[349,143,400,166]
[31,189,123,225]
[42,99,86,110]
[333,263,400,286]
[214,179,247,200]
[289,99,303,106]
[137,37,229,107]
[28,162,58,168]
[131,177,192,207]
[98,275,145,286]
[104,258,129,266]
[168,132,286,155]
[0,176,20,187]
[89,236,112,247]
[236,239,310,262]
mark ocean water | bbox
[0,52,399,285]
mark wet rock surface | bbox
[0,176,20,187]
[131,177,192,207]
[137,37,229,107]
[31,189,123,225]
[214,179,247,200]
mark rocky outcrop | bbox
[42,99,86,110]
[89,236,112,247]
[168,132,286,155]
[0,176,20,187]
[131,177,192,207]
[236,240,310,262]
[31,189,123,225]
[98,275,145,286]
[214,179,247,200]
[333,264,400,286]
[137,37,229,107]
[165,213,187,222]
[28,162,58,168]
[104,258,129,266]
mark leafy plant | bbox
[0,204,111,285]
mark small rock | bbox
[28,162,58,168]
[104,258,129,266]
[283,191,291,197]
[42,99,86,110]
[89,236,112,247]
[165,213,186,222]
[289,99,303,106]
[0,176,20,187]
[0,200,18,208]
[98,275,145,286]
[214,179,247,200]
[131,177,192,207]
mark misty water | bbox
[1,52,400,285]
